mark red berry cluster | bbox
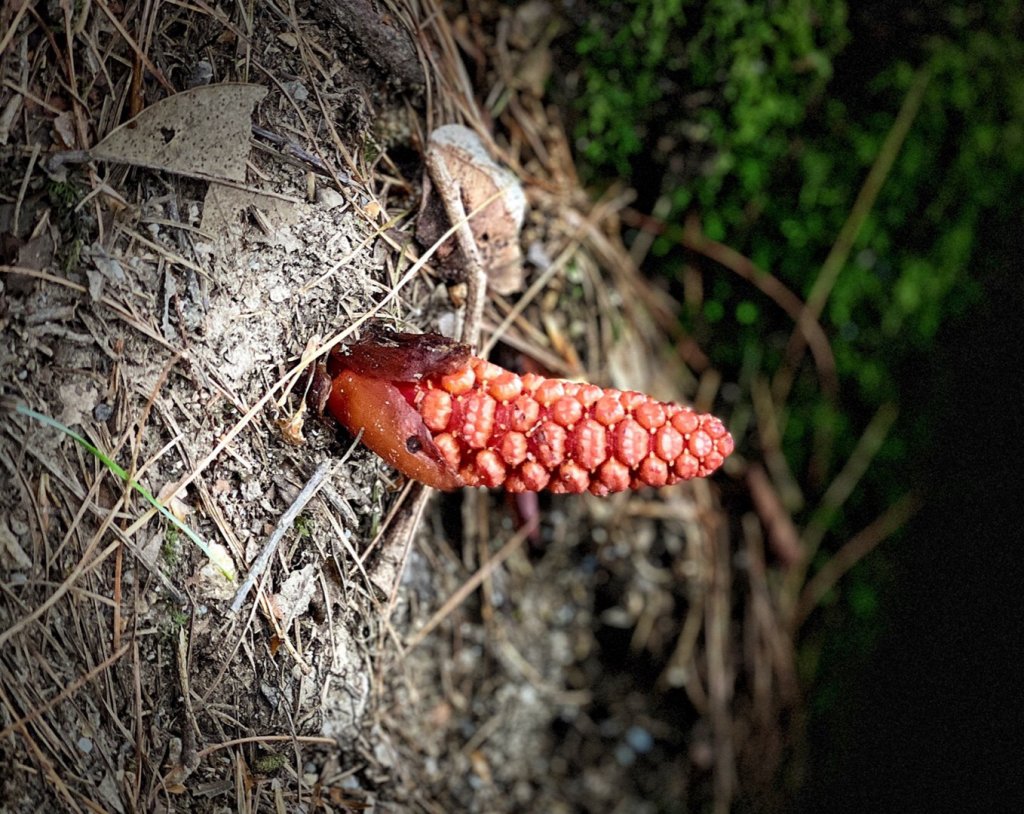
[405,357,733,495]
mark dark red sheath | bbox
[310,331,734,495]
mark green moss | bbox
[162,526,181,565]
[294,513,313,539]
[571,0,1018,518]
[569,2,1022,796]
[169,608,189,628]
[253,754,288,774]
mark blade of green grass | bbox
[16,403,225,573]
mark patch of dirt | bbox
[1,2,796,812]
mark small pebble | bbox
[93,402,113,422]
[625,725,654,754]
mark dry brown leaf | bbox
[192,542,237,600]
[271,563,318,630]
[89,83,268,182]
[418,124,526,295]
[0,517,32,570]
[14,232,54,282]
[157,482,191,522]
[0,91,22,145]
[199,183,304,245]
[58,380,99,427]
[52,110,76,148]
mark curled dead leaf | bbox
[417,124,526,295]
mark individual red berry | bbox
[619,390,647,412]
[638,455,669,488]
[534,379,566,406]
[420,389,452,432]
[687,430,713,459]
[531,421,567,468]
[459,391,497,448]
[613,418,650,468]
[488,371,522,402]
[554,461,590,494]
[653,426,684,461]
[674,452,700,480]
[635,400,666,430]
[671,410,700,435]
[509,394,540,433]
[499,431,528,466]
[576,384,604,407]
[518,460,551,492]
[434,433,461,470]
[441,365,475,395]
[597,458,631,493]
[551,396,584,428]
[593,394,625,426]
[574,418,608,471]
[474,449,507,488]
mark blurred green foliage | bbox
[570,0,1021,532]
[568,0,1023,791]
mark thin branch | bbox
[794,492,921,630]
[404,515,539,651]
[681,214,838,400]
[228,460,334,614]
[774,67,932,405]
[781,402,899,621]
[0,644,130,740]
